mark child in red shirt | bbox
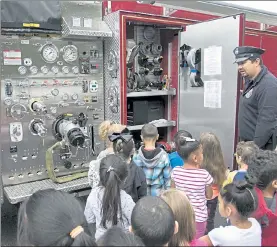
[247,149,277,246]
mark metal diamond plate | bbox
[61,1,113,38]
[4,177,90,204]
[103,11,121,123]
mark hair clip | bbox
[108,133,133,143]
[183,137,195,142]
[107,166,114,173]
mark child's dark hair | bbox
[141,123,158,139]
[221,181,257,218]
[174,130,192,144]
[131,196,175,247]
[99,154,128,229]
[246,149,277,190]
[176,135,201,160]
[17,189,97,247]
[97,226,145,246]
[236,141,259,165]
[109,128,135,160]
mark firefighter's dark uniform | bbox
[234,46,277,150]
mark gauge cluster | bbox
[6,41,103,78]
[0,38,105,186]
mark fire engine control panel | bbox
[0,38,105,186]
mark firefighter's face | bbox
[237,59,260,78]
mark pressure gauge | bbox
[4,97,13,106]
[30,66,38,75]
[40,43,59,63]
[51,88,59,96]
[72,66,79,74]
[71,93,78,100]
[41,66,49,74]
[62,66,69,74]
[62,93,69,101]
[51,66,59,74]
[62,45,78,63]
[18,66,27,75]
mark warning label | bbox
[3,50,22,65]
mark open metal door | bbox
[178,14,245,169]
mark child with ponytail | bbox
[85,154,135,240]
[171,136,213,238]
[200,181,261,246]
[109,128,147,202]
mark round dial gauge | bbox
[71,93,78,100]
[18,66,27,75]
[30,66,38,75]
[41,66,49,74]
[62,45,78,63]
[72,66,79,74]
[51,88,59,96]
[4,97,13,106]
[51,66,59,74]
[61,93,69,101]
[41,44,59,63]
[62,66,69,74]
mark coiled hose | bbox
[46,141,88,183]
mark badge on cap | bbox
[234,48,239,55]
[245,88,253,99]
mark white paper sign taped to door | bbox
[204,80,222,108]
[204,46,222,76]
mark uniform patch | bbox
[234,48,239,55]
[245,88,253,98]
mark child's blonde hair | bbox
[99,121,126,144]
[161,189,196,246]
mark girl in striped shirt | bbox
[171,136,213,239]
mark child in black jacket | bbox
[108,128,147,202]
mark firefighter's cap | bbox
[233,46,265,63]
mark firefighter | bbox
[234,46,277,150]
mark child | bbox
[97,226,145,246]
[109,129,147,202]
[98,120,126,159]
[247,149,277,246]
[200,181,261,246]
[130,196,179,246]
[200,132,227,233]
[171,136,213,238]
[223,141,259,187]
[84,154,135,240]
[133,123,171,196]
[169,130,193,169]
[161,189,207,246]
[88,120,125,187]
[17,189,97,247]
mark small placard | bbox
[21,40,29,45]
[84,18,93,28]
[72,17,81,27]
[3,50,22,65]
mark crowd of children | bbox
[16,121,277,246]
